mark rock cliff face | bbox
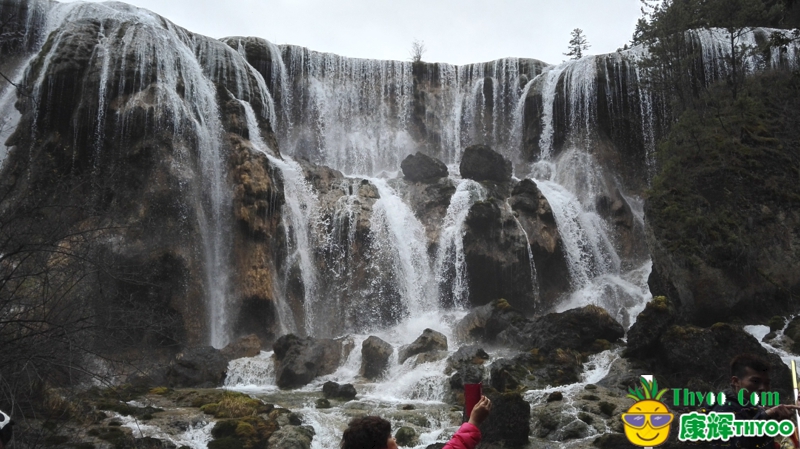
[0,1,287,351]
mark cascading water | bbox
[13,1,290,348]
[368,179,437,319]
[529,53,651,327]
[434,178,486,308]
[260,45,546,172]
[11,3,800,446]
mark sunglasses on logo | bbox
[622,413,674,429]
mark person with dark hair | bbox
[709,354,800,448]
[341,396,492,449]
[0,410,13,449]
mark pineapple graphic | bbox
[622,375,674,447]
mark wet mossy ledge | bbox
[18,386,311,449]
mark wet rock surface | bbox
[459,145,512,183]
[398,328,448,364]
[322,381,358,400]
[401,152,448,182]
[273,334,345,389]
[361,335,394,380]
[166,347,228,388]
[508,179,571,310]
[480,391,530,447]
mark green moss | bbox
[768,316,786,332]
[235,421,256,439]
[200,403,219,415]
[149,387,170,395]
[494,298,511,310]
[599,401,617,416]
[651,296,670,311]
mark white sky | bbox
[62,0,642,66]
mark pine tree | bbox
[564,28,590,60]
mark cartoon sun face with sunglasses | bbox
[622,376,674,447]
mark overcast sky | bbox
[62,0,642,66]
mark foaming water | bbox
[744,323,795,368]
[116,413,214,449]
[368,179,437,319]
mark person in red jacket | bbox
[340,396,492,449]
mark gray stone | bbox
[401,152,448,182]
[398,329,448,364]
[273,334,344,389]
[166,346,227,388]
[394,426,418,447]
[459,145,512,183]
[361,336,393,380]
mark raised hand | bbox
[468,396,492,427]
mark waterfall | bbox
[366,179,437,320]
[263,46,545,175]
[434,178,486,308]
[266,154,323,335]
[17,1,291,348]
[537,64,566,161]
[529,55,647,327]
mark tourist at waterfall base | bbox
[708,354,800,449]
[340,396,492,449]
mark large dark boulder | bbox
[361,336,393,380]
[398,329,448,364]
[221,334,263,360]
[462,199,538,314]
[497,305,624,353]
[445,345,489,389]
[453,299,528,344]
[273,334,344,389]
[480,391,530,448]
[626,322,792,399]
[267,425,315,449]
[459,145,512,183]
[401,152,448,182]
[166,346,228,388]
[322,381,357,400]
[624,296,677,358]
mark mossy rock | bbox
[395,426,418,447]
[212,420,240,439]
[149,387,170,395]
[200,403,219,415]
[598,401,616,416]
[315,398,331,409]
[203,392,267,418]
[235,421,256,439]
